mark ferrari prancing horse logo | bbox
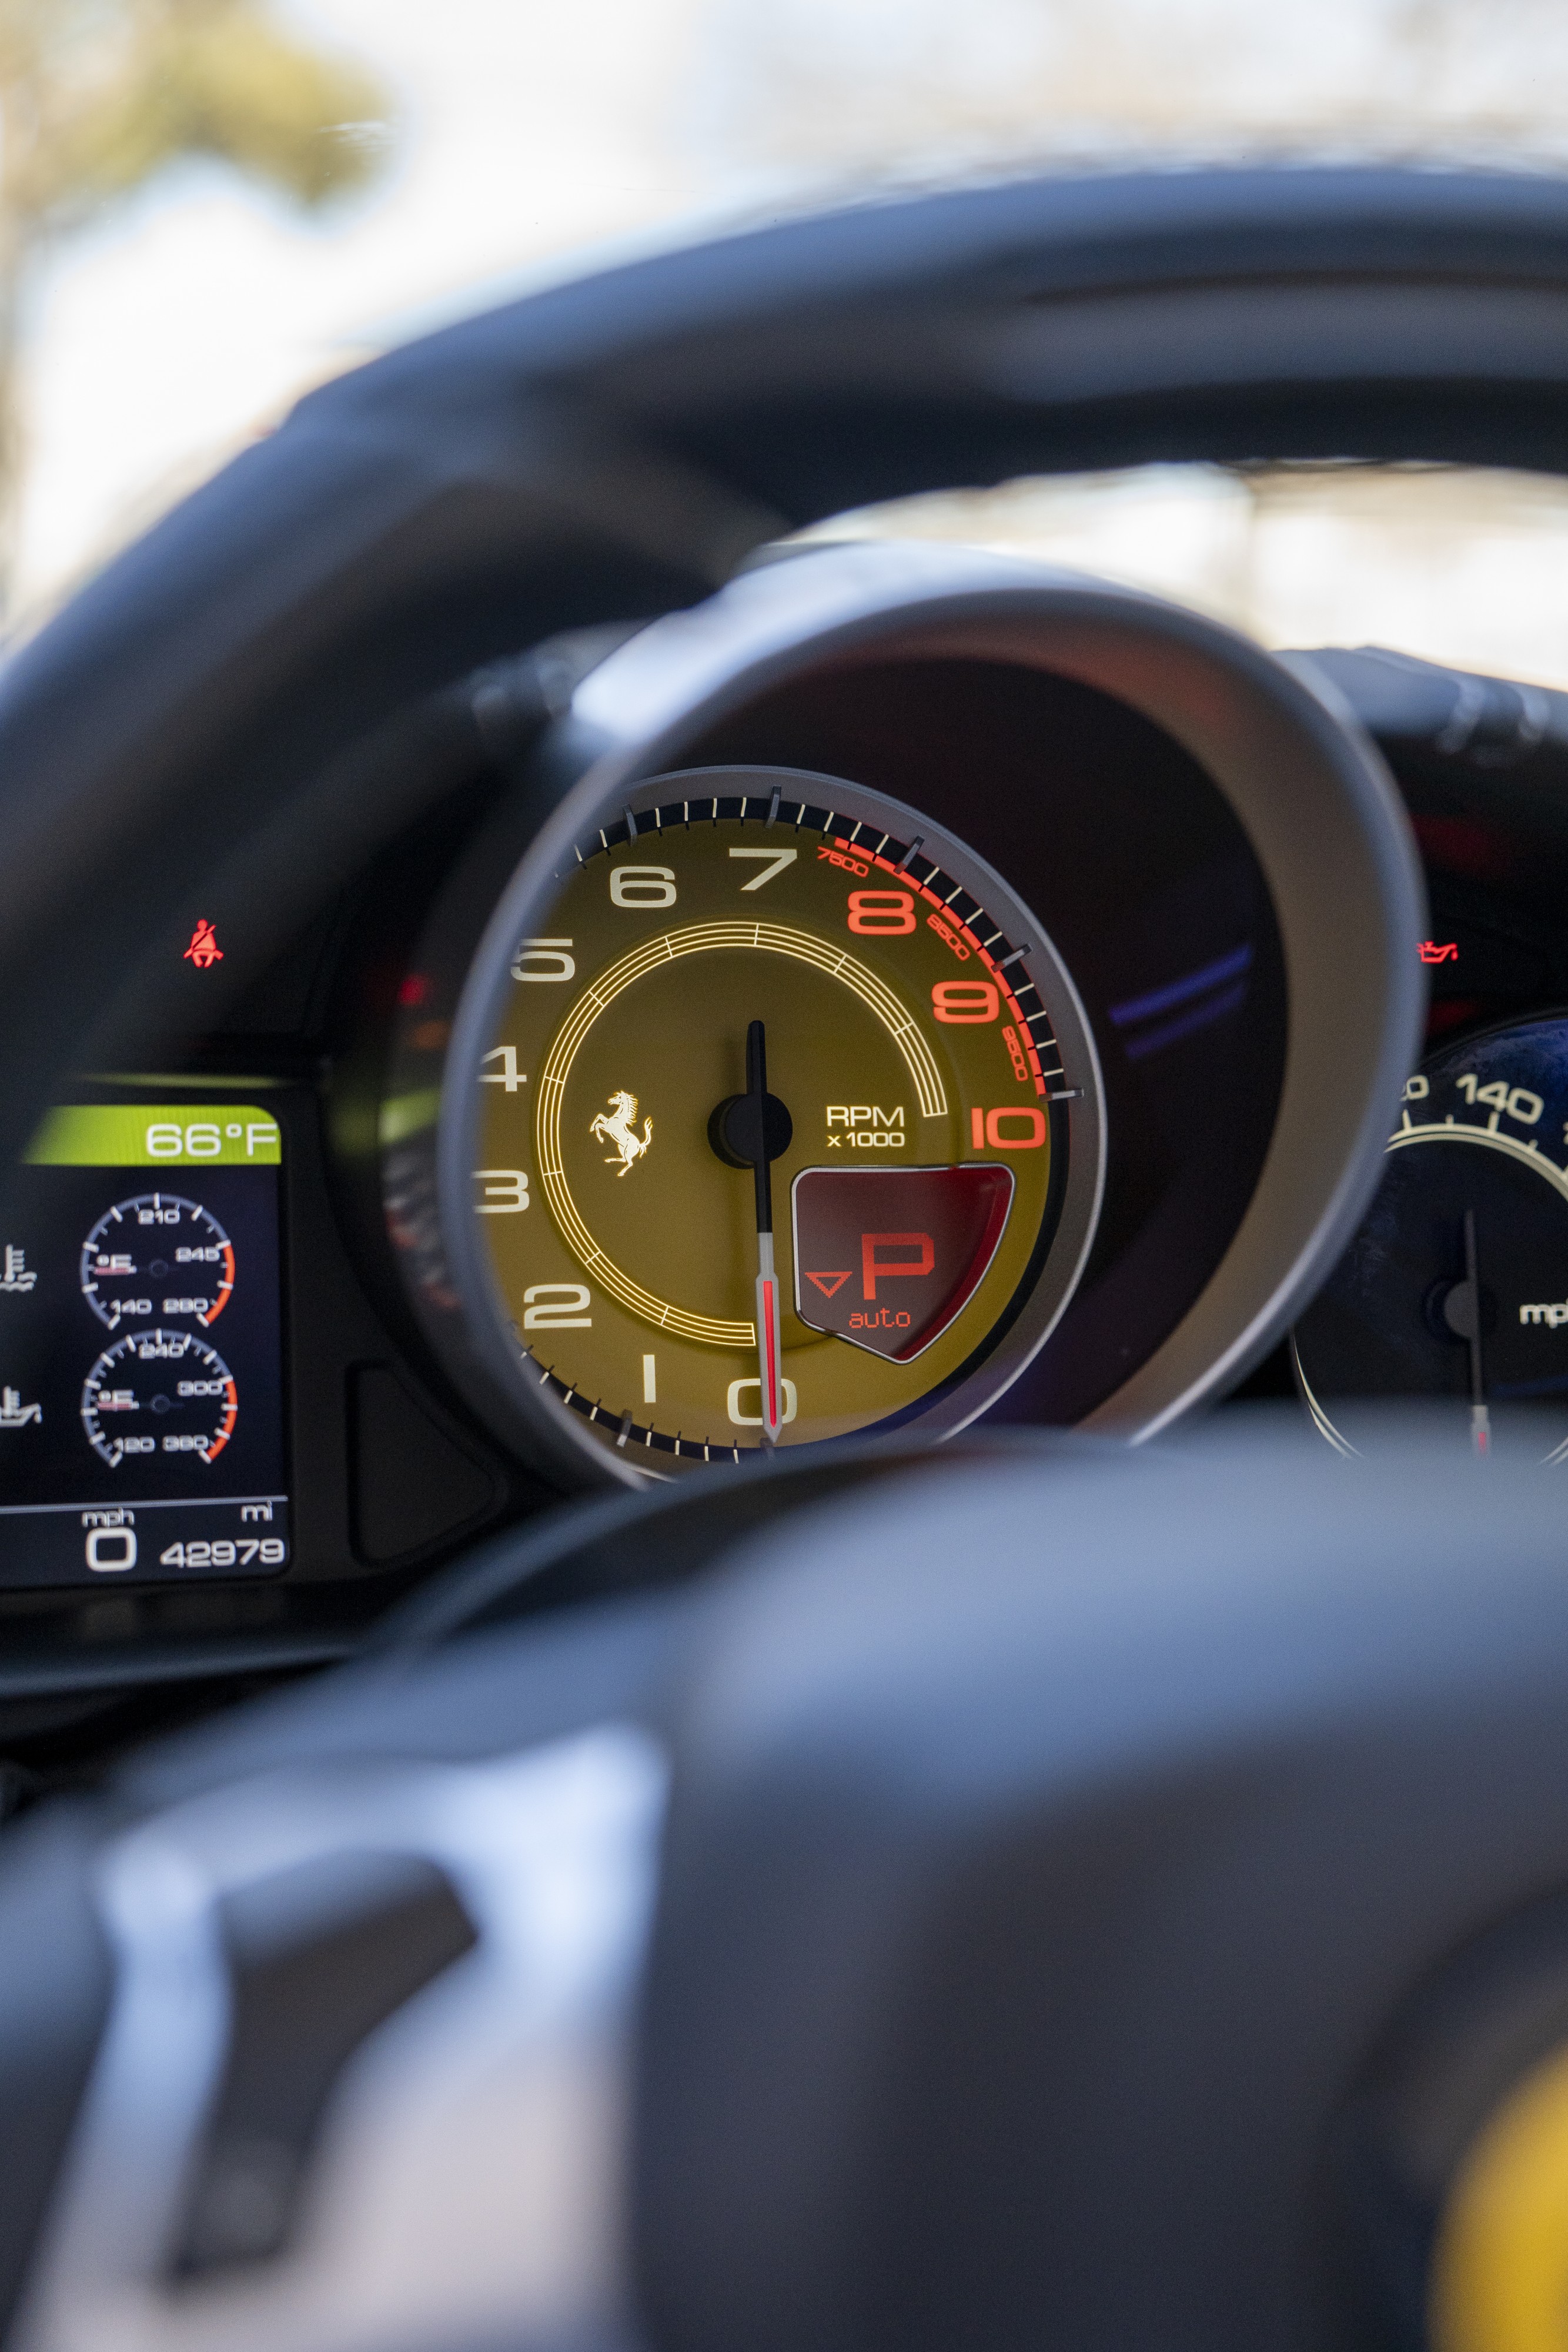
[590,1090,653,1176]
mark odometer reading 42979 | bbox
[457,764,1105,1475]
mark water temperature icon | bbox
[80,1195,235,1331]
[81,1330,238,1469]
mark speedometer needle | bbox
[1442,1207,1490,1458]
[745,1020,786,1445]
[1463,1207,1490,1459]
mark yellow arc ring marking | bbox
[534,920,950,1348]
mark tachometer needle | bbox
[708,1021,794,1444]
[745,1020,786,1444]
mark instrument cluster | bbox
[19,534,1568,1658]
[367,543,1417,1489]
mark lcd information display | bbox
[0,1105,288,1589]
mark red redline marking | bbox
[203,1382,239,1464]
[833,838,1047,1095]
[202,1244,236,1326]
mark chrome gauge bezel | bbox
[402,542,1422,1491]
[442,760,1105,1484]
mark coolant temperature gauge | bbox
[80,1194,235,1330]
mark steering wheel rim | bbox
[3,1420,1567,2352]
[3,162,1568,1180]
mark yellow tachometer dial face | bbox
[466,767,1102,1472]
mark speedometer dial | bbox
[448,766,1104,1477]
[1293,1017,1568,1460]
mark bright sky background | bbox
[17,0,1568,677]
[15,0,717,612]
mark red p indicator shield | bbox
[792,1165,1014,1361]
[861,1231,935,1298]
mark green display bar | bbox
[25,1105,282,1168]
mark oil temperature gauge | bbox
[81,1329,238,1469]
[1293,1015,1568,1460]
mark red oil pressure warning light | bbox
[791,1164,1014,1361]
[183,919,223,968]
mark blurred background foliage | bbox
[0,0,386,233]
[0,0,389,564]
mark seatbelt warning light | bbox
[183,920,223,968]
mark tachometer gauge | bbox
[81,1329,238,1469]
[443,765,1104,1479]
[1293,1016,1568,1461]
[80,1195,235,1331]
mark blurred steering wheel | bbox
[5,167,1568,2352]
